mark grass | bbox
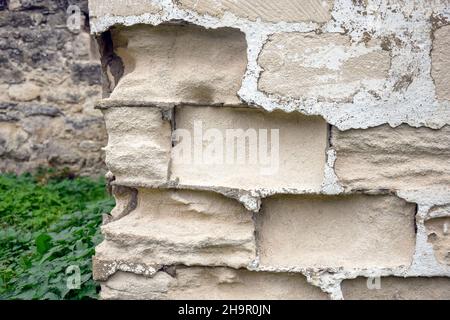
[0,169,114,300]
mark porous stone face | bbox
[94,188,255,270]
[101,268,329,300]
[102,107,172,186]
[432,25,450,102]
[256,194,416,269]
[331,125,450,191]
[8,82,41,101]
[109,24,247,105]
[176,0,334,23]
[425,215,450,266]
[258,33,390,101]
[171,106,327,192]
[0,1,105,175]
[89,0,163,20]
[341,277,450,300]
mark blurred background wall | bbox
[0,0,106,176]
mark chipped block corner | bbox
[90,0,450,300]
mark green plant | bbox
[0,170,114,300]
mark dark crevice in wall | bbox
[97,30,124,98]
[414,203,419,235]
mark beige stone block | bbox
[101,267,329,300]
[432,25,450,102]
[95,188,255,269]
[171,106,327,191]
[258,33,390,101]
[102,107,171,186]
[332,125,450,191]
[8,82,41,101]
[425,215,450,266]
[89,0,162,19]
[342,277,450,300]
[256,194,416,269]
[110,25,247,105]
[176,0,334,23]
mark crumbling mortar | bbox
[92,0,450,298]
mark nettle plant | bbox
[0,170,114,300]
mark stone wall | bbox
[0,0,106,175]
[90,0,450,299]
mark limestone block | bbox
[425,215,450,266]
[342,277,450,300]
[110,24,247,105]
[8,82,41,101]
[332,125,450,191]
[89,0,163,19]
[101,267,329,300]
[176,0,334,23]
[432,25,450,102]
[258,33,390,101]
[94,188,255,270]
[256,194,416,269]
[171,106,327,192]
[102,107,171,186]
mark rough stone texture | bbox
[0,0,106,175]
[101,268,329,300]
[425,216,450,266]
[341,277,450,300]
[171,106,327,192]
[258,33,390,101]
[109,24,247,105]
[102,107,171,186]
[94,188,255,270]
[432,25,450,102]
[89,0,163,20]
[176,0,334,23]
[257,194,416,269]
[332,125,450,191]
[90,0,450,300]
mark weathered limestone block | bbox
[94,188,255,271]
[341,277,450,300]
[256,194,416,269]
[258,33,390,101]
[432,25,450,102]
[110,24,247,104]
[176,0,334,23]
[425,215,450,266]
[102,107,171,186]
[332,125,450,191]
[101,267,329,300]
[89,0,163,19]
[171,106,327,192]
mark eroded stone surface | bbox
[341,277,450,300]
[89,0,163,19]
[101,267,329,300]
[332,125,450,191]
[258,32,390,101]
[102,107,171,186]
[110,24,247,104]
[425,216,450,266]
[171,106,327,192]
[176,0,334,23]
[256,194,416,269]
[432,25,450,102]
[95,188,255,270]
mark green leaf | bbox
[35,233,52,255]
